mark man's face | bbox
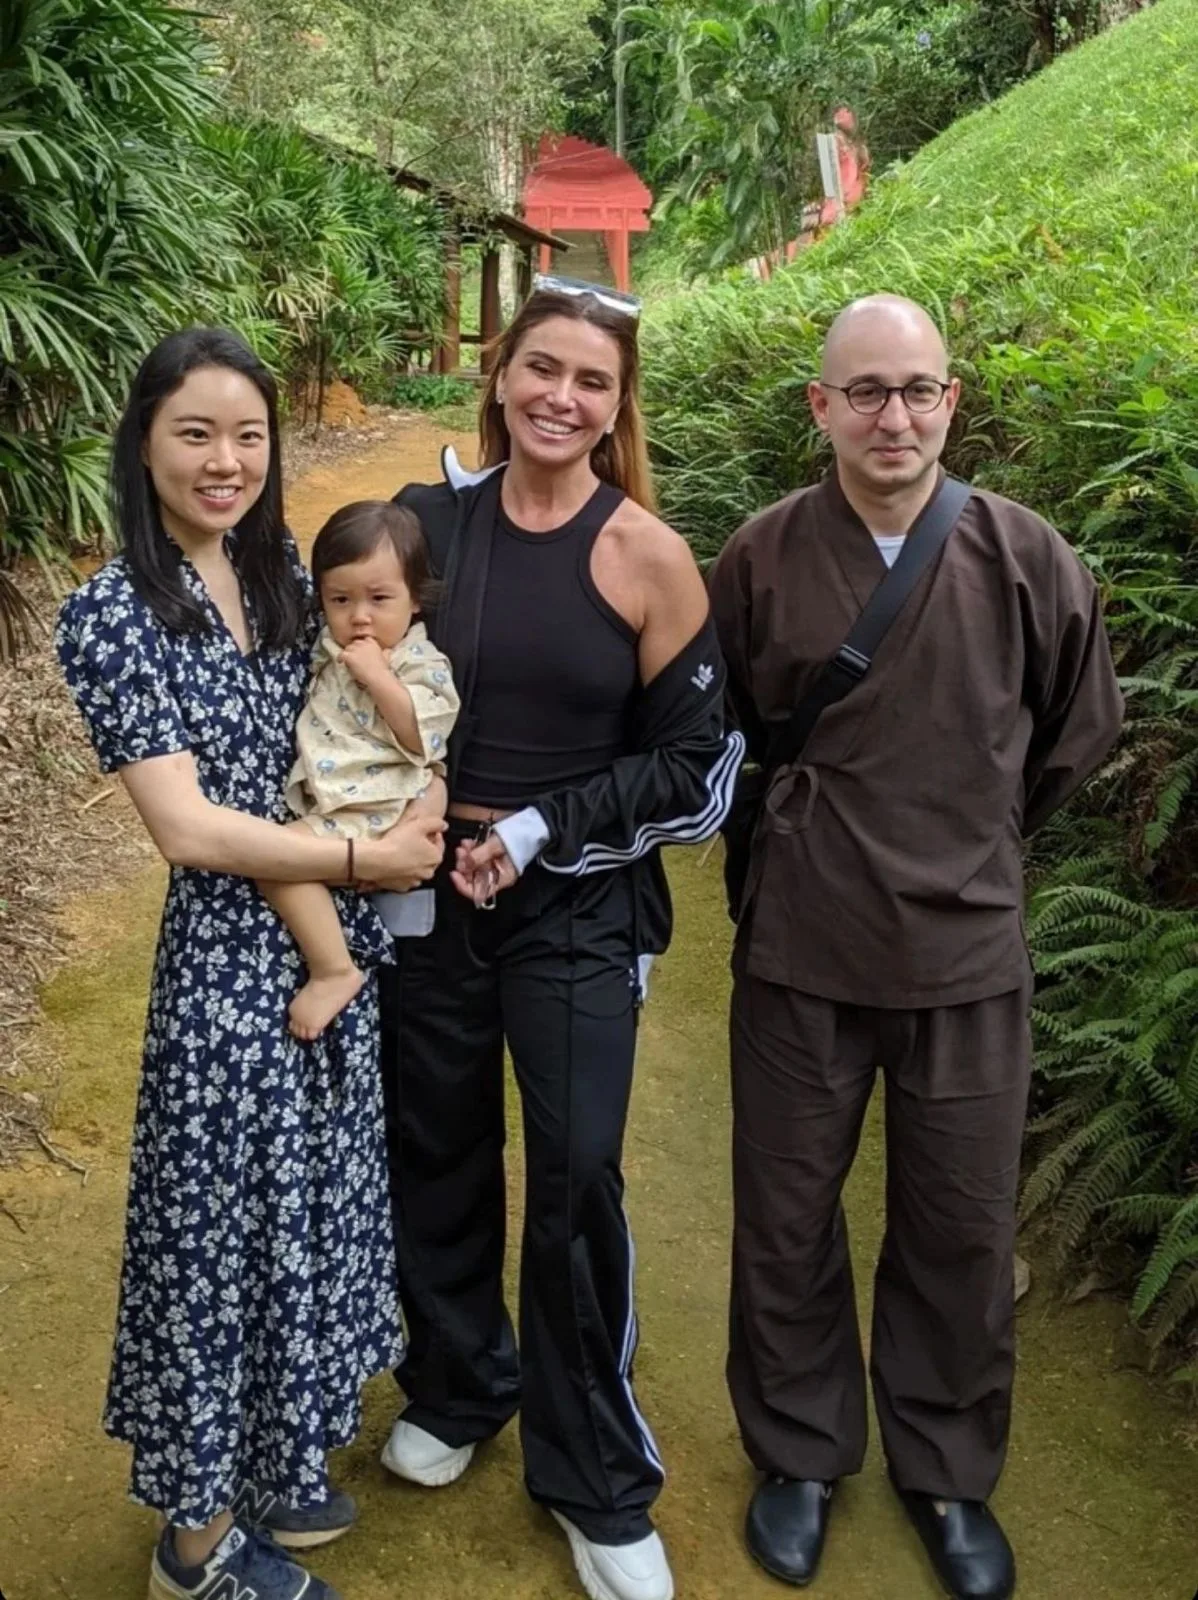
[808,311,960,498]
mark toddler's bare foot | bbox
[289,966,366,1039]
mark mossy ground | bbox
[1,430,1195,1600]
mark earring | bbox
[496,388,506,405]
[604,420,616,435]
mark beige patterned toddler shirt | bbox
[286,621,459,840]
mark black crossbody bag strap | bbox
[765,476,972,772]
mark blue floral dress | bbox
[55,541,402,1528]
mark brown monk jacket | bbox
[708,470,1124,1008]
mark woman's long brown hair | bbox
[478,288,657,513]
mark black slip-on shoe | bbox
[745,1476,835,1587]
[892,1483,1015,1599]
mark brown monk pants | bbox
[727,968,1032,1501]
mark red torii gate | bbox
[522,135,652,292]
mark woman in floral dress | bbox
[55,327,446,1600]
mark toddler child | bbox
[260,499,458,1039]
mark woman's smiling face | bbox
[143,365,270,548]
[499,315,623,471]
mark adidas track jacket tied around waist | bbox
[378,453,744,1545]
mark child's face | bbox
[320,539,414,651]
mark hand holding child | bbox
[361,810,447,892]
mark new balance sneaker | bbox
[550,1510,675,1600]
[148,1520,341,1600]
[233,1482,357,1551]
[262,1490,357,1551]
[380,1417,475,1487]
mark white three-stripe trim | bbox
[541,730,745,878]
[620,1207,665,1478]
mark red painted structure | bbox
[751,108,871,282]
[522,135,652,292]
[818,107,870,228]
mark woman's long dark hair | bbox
[111,327,306,648]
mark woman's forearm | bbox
[119,749,440,887]
[152,791,353,881]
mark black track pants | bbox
[378,841,664,1544]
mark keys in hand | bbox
[451,825,517,908]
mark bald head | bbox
[808,294,959,501]
[820,295,947,382]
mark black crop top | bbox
[452,481,640,809]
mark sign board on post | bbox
[816,131,843,207]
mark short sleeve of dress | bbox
[55,571,192,775]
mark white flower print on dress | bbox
[55,540,402,1529]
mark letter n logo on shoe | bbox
[209,1576,259,1600]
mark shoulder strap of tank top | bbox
[574,481,638,643]
[577,480,626,541]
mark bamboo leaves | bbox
[0,0,446,660]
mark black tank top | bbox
[453,481,639,809]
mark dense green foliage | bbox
[0,0,444,642]
[198,122,443,400]
[386,374,479,411]
[624,0,887,264]
[0,0,230,627]
[575,0,1140,273]
[207,0,600,211]
[642,0,1198,1348]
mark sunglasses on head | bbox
[532,274,642,321]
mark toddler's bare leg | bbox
[258,822,364,1041]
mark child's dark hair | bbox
[311,500,437,612]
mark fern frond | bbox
[1143,1264,1198,1348]
[1130,1194,1198,1321]
[1054,1131,1161,1259]
[1020,1102,1140,1220]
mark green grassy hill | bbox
[642,0,1198,1358]
[643,0,1198,560]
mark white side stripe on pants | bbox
[620,1204,665,1478]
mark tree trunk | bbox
[483,117,522,317]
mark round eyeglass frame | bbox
[821,379,952,415]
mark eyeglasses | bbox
[532,273,642,321]
[820,378,952,415]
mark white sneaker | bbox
[380,1417,475,1487]
[551,1510,675,1600]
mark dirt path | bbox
[2,423,1196,1600]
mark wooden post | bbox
[315,323,327,428]
[436,221,462,375]
[480,247,502,372]
[517,248,533,304]
[539,242,552,275]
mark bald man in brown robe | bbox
[707,297,1123,1598]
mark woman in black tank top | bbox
[378,280,721,1600]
